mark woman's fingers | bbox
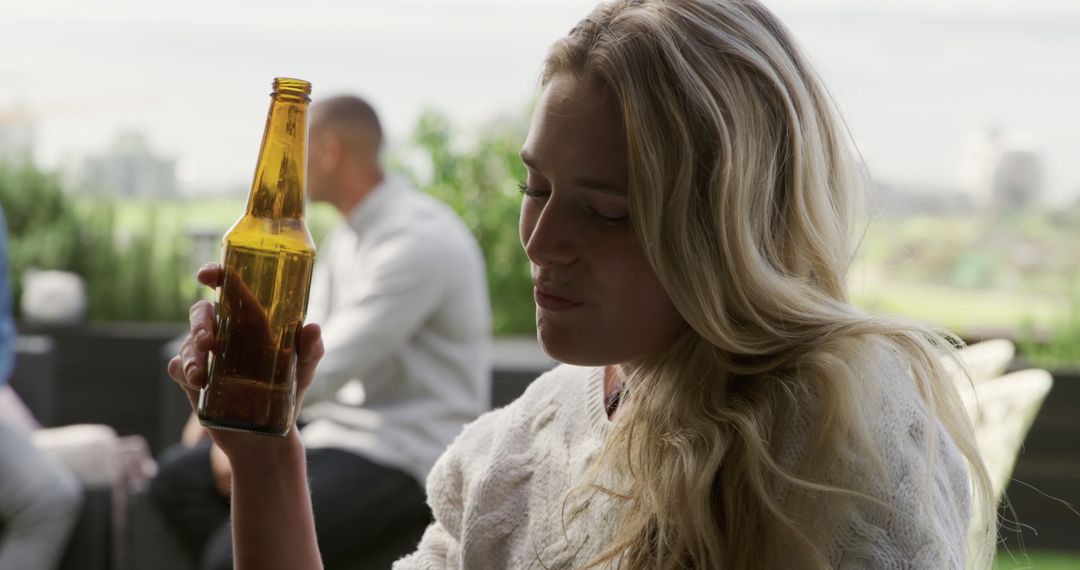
[295,323,324,403]
[168,340,201,409]
[197,263,225,289]
[189,300,216,353]
[179,332,208,389]
[172,266,321,430]
[164,267,223,416]
[167,354,185,385]
[178,297,214,398]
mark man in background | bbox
[151,95,492,569]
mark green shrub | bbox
[1020,284,1080,370]
[1,108,539,332]
[401,109,536,336]
[0,159,195,322]
[1,159,77,310]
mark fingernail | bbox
[196,263,214,276]
[195,331,209,347]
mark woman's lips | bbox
[534,286,585,312]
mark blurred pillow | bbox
[20,269,87,324]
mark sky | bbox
[2,0,1079,202]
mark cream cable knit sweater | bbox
[395,358,970,569]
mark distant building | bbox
[955,128,1043,212]
[870,180,973,217]
[75,131,177,198]
[854,156,972,217]
[991,148,1042,211]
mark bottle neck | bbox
[246,94,309,220]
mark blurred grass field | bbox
[61,190,1080,360]
[100,197,341,248]
[111,200,1080,336]
[849,211,1080,340]
[104,199,1077,338]
[994,551,1080,569]
[850,280,1066,335]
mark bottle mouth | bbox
[272,77,312,101]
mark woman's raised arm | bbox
[166,263,325,570]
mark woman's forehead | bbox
[521,74,627,179]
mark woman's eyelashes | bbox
[517,182,630,227]
[516,182,547,198]
[586,207,630,226]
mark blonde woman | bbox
[169,0,994,567]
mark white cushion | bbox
[32,424,120,487]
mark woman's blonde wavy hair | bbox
[544,1,995,568]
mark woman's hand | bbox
[166,263,324,462]
[164,263,325,570]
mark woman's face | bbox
[519,73,684,367]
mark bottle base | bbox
[198,417,291,438]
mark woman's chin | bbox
[536,325,615,367]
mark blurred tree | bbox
[0,158,194,322]
[399,109,536,336]
[1021,283,1080,370]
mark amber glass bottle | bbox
[197,77,316,436]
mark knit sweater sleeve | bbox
[392,408,491,570]
[827,355,972,569]
[393,367,560,569]
[393,409,504,570]
[397,404,492,570]
[393,521,461,569]
[829,425,971,568]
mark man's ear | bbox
[316,133,343,170]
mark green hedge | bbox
[0,108,539,334]
[403,109,535,336]
[0,159,196,322]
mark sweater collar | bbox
[585,366,616,439]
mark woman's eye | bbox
[517,182,628,226]
[586,207,630,226]
[516,182,549,198]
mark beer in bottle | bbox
[197,77,316,436]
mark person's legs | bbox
[200,522,234,570]
[148,439,231,561]
[0,418,83,570]
[306,449,430,570]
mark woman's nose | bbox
[521,198,579,268]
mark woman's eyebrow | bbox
[520,149,624,195]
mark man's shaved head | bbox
[311,95,383,154]
[307,94,386,210]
